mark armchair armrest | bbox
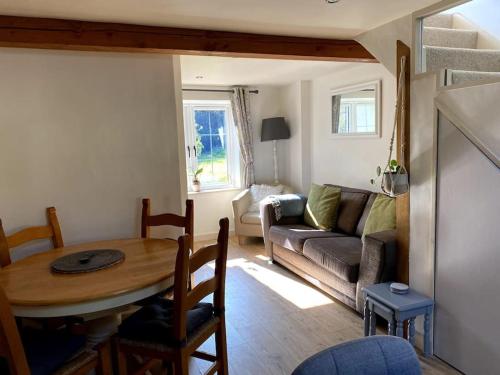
[232,189,252,224]
[356,230,397,312]
[260,201,303,259]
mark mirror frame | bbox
[329,80,381,139]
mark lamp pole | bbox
[273,139,279,184]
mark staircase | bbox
[423,13,500,85]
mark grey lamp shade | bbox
[261,117,290,141]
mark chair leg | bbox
[115,341,128,375]
[215,317,229,375]
[96,340,113,375]
[173,354,188,375]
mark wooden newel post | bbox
[396,40,411,285]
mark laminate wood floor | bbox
[188,238,459,375]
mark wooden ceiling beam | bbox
[0,15,377,62]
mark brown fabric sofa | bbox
[260,185,397,313]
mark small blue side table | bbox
[362,282,434,357]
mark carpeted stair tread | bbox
[425,46,500,73]
[449,69,500,85]
[423,27,478,49]
[423,13,453,29]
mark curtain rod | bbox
[182,88,259,94]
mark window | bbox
[338,98,376,134]
[183,100,240,191]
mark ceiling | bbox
[181,55,359,86]
[0,0,441,39]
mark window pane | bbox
[209,111,226,135]
[355,103,375,133]
[194,110,211,135]
[339,104,350,133]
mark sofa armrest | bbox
[356,230,397,313]
[260,201,303,259]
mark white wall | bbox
[310,63,396,191]
[0,48,183,260]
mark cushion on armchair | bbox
[248,184,284,212]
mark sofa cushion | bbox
[241,211,261,225]
[269,225,345,253]
[327,185,371,235]
[304,184,342,230]
[303,237,362,283]
[363,194,396,238]
[356,193,377,237]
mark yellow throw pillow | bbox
[363,194,396,237]
[304,184,342,231]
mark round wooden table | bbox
[0,238,178,344]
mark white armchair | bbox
[232,185,293,245]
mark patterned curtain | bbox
[332,95,342,134]
[231,87,255,188]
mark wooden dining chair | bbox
[0,284,112,375]
[115,217,229,375]
[141,198,194,252]
[0,206,64,268]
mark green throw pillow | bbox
[304,184,341,231]
[363,194,396,237]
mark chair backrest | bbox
[0,285,30,374]
[0,207,64,267]
[172,217,229,343]
[141,199,194,251]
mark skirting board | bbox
[195,230,235,242]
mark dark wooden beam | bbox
[0,15,376,62]
[396,40,411,285]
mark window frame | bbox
[183,99,241,192]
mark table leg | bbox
[424,312,431,357]
[388,317,396,336]
[408,318,416,345]
[369,310,377,336]
[396,320,404,338]
[364,300,370,337]
[85,313,122,347]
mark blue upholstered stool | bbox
[292,336,421,375]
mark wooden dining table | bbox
[0,238,178,344]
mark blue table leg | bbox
[369,309,377,336]
[408,318,416,345]
[388,316,395,336]
[396,320,404,337]
[364,300,370,337]
[424,312,431,357]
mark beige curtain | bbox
[332,95,342,133]
[231,87,255,187]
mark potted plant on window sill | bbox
[192,167,204,192]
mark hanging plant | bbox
[370,56,409,197]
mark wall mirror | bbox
[330,80,381,138]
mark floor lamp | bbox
[261,117,290,184]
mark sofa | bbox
[261,185,397,313]
[232,185,293,244]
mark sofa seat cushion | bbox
[241,211,261,225]
[303,237,362,283]
[269,225,345,253]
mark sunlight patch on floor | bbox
[222,257,333,309]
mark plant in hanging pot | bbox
[371,160,409,197]
[192,167,204,192]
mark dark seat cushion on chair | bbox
[303,237,362,283]
[22,328,87,375]
[119,298,214,346]
[269,225,346,253]
[326,185,371,235]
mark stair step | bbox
[449,70,500,85]
[423,27,478,49]
[423,13,453,29]
[425,46,500,73]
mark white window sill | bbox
[188,187,242,195]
